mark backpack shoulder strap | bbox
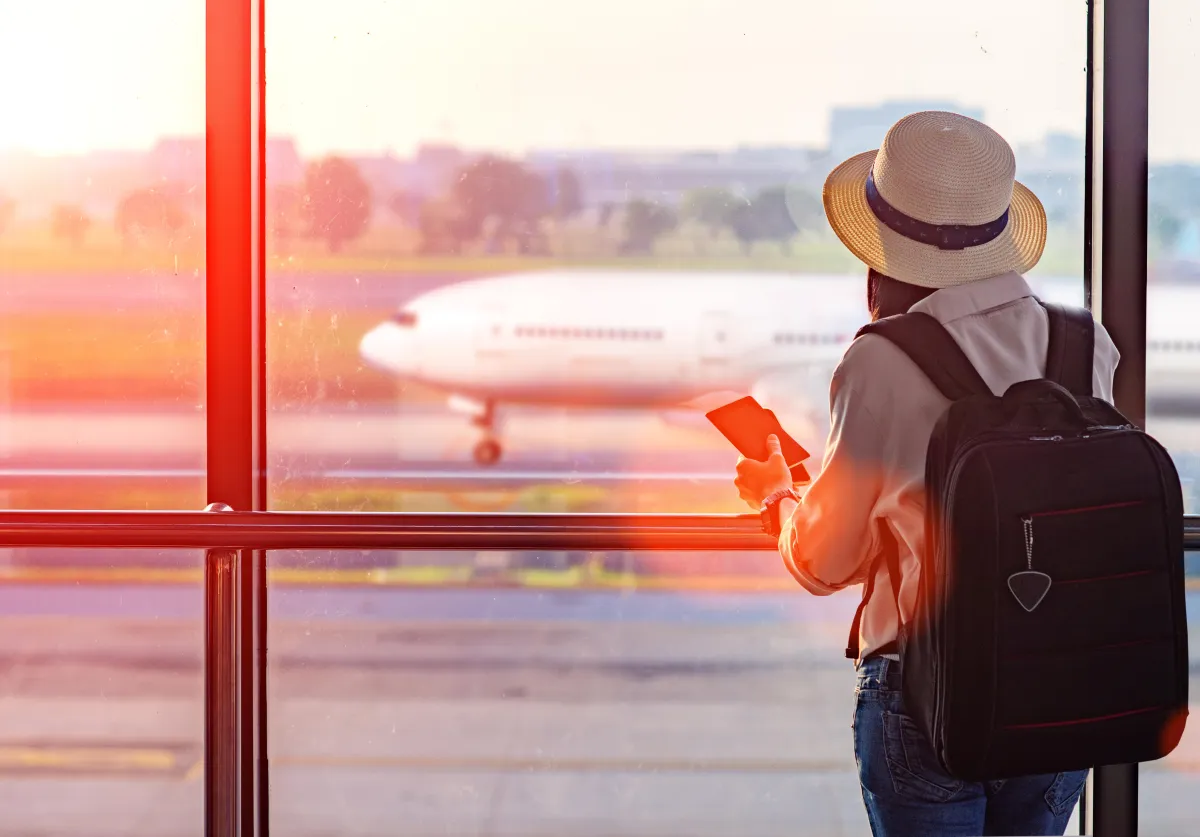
[1041,301,1094,397]
[855,312,991,401]
[844,521,905,660]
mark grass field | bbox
[1,475,746,514]
[0,309,442,406]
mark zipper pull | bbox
[1022,516,1034,570]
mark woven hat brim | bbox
[823,150,1047,288]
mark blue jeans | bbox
[853,656,1088,837]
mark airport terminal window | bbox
[1144,4,1200,831]
[267,547,1075,837]
[0,548,204,837]
[0,3,206,511]
[263,0,1088,514]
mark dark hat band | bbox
[866,169,1010,251]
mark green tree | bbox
[268,185,304,254]
[784,188,824,235]
[115,188,187,246]
[681,187,743,244]
[451,155,549,253]
[302,157,372,253]
[416,198,475,255]
[553,168,584,221]
[1150,203,1184,253]
[1149,165,1200,217]
[620,199,677,255]
[728,186,813,255]
[50,204,91,248]
[753,187,798,254]
[388,190,422,227]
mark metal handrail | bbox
[0,510,1191,551]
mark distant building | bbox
[266,138,304,185]
[523,146,822,208]
[0,148,148,219]
[149,136,304,188]
[828,101,985,161]
[347,153,414,220]
[1016,132,1084,177]
[410,144,470,198]
[1015,132,1086,228]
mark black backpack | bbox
[844,301,1188,781]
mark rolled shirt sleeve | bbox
[1091,319,1120,404]
[778,354,887,595]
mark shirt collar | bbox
[907,271,1034,324]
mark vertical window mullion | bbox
[1084,1,1149,836]
[205,1,266,836]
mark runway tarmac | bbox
[0,405,1194,515]
[1,582,1199,836]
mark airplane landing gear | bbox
[470,400,502,466]
[473,437,502,466]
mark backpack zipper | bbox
[1022,516,1034,570]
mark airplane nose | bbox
[359,324,416,376]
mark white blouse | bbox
[777,271,1120,661]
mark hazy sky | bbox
[0,0,1196,161]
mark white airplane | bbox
[359,268,1200,466]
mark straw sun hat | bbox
[823,110,1047,289]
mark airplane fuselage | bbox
[360,269,1200,415]
[360,270,863,408]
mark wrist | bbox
[760,488,801,538]
[777,497,799,520]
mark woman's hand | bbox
[734,435,794,509]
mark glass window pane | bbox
[1146,2,1200,829]
[265,1,1087,512]
[0,547,203,834]
[0,3,205,510]
[267,549,1081,835]
[1148,0,1200,520]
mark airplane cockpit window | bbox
[391,310,418,327]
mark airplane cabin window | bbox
[1144,5,1200,830]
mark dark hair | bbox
[867,268,936,321]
